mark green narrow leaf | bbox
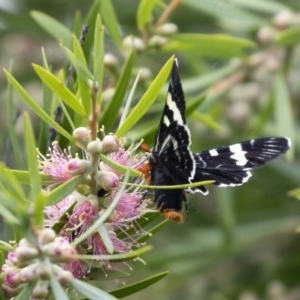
[276,26,300,46]
[3,70,73,142]
[109,271,169,298]
[31,11,73,46]
[137,219,168,243]
[273,72,294,158]
[44,175,84,206]
[63,36,93,115]
[6,62,23,168]
[70,278,118,300]
[77,245,153,262]
[0,192,20,224]
[62,44,93,81]
[98,223,114,254]
[137,0,158,30]
[33,64,87,116]
[99,154,141,177]
[99,0,122,48]
[24,113,42,199]
[100,51,135,131]
[94,14,105,90]
[192,111,223,131]
[116,56,174,137]
[49,272,69,300]
[15,282,36,300]
[234,0,291,14]
[0,163,25,201]
[162,34,255,57]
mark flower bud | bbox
[87,139,103,155]
[73,127,91,148]
[57,269,73,286]
[104,53,118,69]
[101,135,120,154]
[19,263,38,282]
[31,280,49,299]
[15,246,38,262]
[44,237,77,263]
[102,88,115,102]
[139,67,152,81]
[65,159,91,176]
[156,23,178,35]
[273,10,294,29]
[37,228,56,246]
[148,35,168,47]
[96,171,119,192]
[123,36,145,52]
[257,26,275,43]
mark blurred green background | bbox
[1,0,300,299]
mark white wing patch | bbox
[229,144,248,166]
[166,93,184,125]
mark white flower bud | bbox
[104,53,118,68]
[101,135,120,154]
[123,36,145,52]
[37,228,56,246]
[57,270,73,286]
[257,26,275,43]
[102,88,115,102]
[73,127,91,148]
[139,67,152,80]
[15,246,38,262]
[87,139,103,155]
[31,280,49,298]
[148,35,168,47]
[273,10,294,29]
[156,23,178,35]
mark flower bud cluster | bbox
[2,229,76,298]
[76,131,121,192]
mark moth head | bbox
[162,209,184,224]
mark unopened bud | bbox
[102,88,115,102]
[104,53,118,68]
[15,246,38,262]
[257,26,275,43]
[156,23,178,35]
[38,229,56,246]
[65,159,91,176]
[273,10,294,29]
[73,127,91,148]
[139,67,152,80]
[31,280,49,298]
[123,36,145,52]
[87,139,103,155]
[57,269,74,286]
[96,171,119,192]
[148,35,168,47]
[101,135,120,154]
[19,263,38,282]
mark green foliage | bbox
[0,0,299,299]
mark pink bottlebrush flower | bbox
[110,191,147,223]
[100,147,147,177]
[44,193,77,228]
[63,260,85,279]
[63,199,99,240]
[38,142,90,181]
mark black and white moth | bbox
[147,59,290,223]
